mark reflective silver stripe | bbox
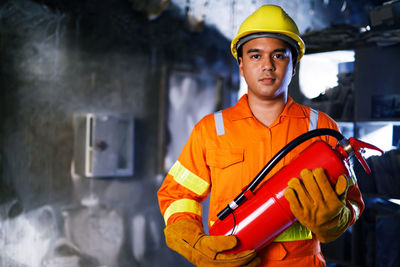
[228,201,238,210]
[214,111,225,136]
[309,108,319,131]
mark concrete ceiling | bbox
[27,0,390,40]
[170,0,386,39]
[18,0,393,52]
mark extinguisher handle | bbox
[348,137,384,174]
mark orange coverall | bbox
[158,94,364,266]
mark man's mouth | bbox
[259,76,276,84]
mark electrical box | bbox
[73,113,134,178]
[354,44,400,121]
[369,1,400,30]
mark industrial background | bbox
[0,0,399,266]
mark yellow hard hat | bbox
[231,5,305,62]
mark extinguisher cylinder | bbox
[209,140,350,254]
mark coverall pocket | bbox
[206,148,244,169]
[206,148,244,211]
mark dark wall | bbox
[0,1,234,266]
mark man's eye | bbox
[250,54,261,59]
[273,54,286,59]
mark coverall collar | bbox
[230,94,307,123]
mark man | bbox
[158,5,364,267]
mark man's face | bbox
[238,37,295,101]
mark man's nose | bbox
[262,56,275,72]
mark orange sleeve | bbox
[157,119,211,226]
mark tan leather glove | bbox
[164,219,260,266]
[284,168,351,243]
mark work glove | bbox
[284,168,351,243]
[164,218,260,266]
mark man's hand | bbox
[164,219,260,266]
[284,168,351,243]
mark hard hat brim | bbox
[231,29,305,62]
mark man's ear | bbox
[238,57,244,76]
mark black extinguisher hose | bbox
[217,128,345,220]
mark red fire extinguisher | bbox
[209,128,383,253]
